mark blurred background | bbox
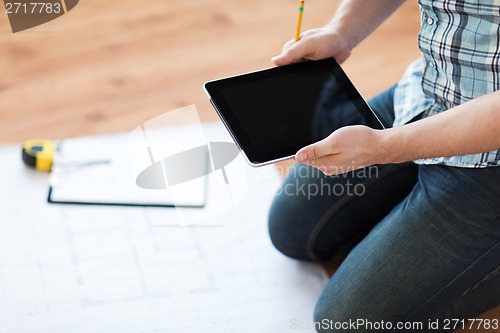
[0,0,421,144]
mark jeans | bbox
[268,86,500,332]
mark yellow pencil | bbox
[295,0,305,42]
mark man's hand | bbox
[271,0,407,67]
[295,126,385,175]
[271,28,351,66]
[295,89,500,176]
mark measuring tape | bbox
[22,139,56,172]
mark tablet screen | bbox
[205,58,384,166]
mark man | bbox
[268,1,500,332]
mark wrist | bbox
[375,128,401,165]
[324,22,354,55]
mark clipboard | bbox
[47,131,208,208]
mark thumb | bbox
[295,136,337,163]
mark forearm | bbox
[379,91,500,164]
[326,0,407,50]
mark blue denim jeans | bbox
[268,87,500,332]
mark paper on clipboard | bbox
[48,122,209,208]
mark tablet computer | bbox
[204,58,385,167]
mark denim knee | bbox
[313,298,333,333]
[313,296,357,333]
[267,193,312,260]
[313,297,394,333]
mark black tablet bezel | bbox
[204,58,385,166]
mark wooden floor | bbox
[0,0,421,143]
[1,0,497,329]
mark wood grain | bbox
[0,0,419,143]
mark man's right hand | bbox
[271,0,408,67]
[271,27,352,67]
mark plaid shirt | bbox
[393,0,500,168]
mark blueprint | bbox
[0,122,328,333]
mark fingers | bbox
[272,27,352,68]
[272,38,311,66]
[295,135,337,163]
[282,40,295,54]
[296,151,361,176]
[294,126,381,175]
[295,153,348,176]
[294,134,350,176]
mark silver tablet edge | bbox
[244,154,295,167]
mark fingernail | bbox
[296,153,308,162]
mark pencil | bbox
[295,0,305,42]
